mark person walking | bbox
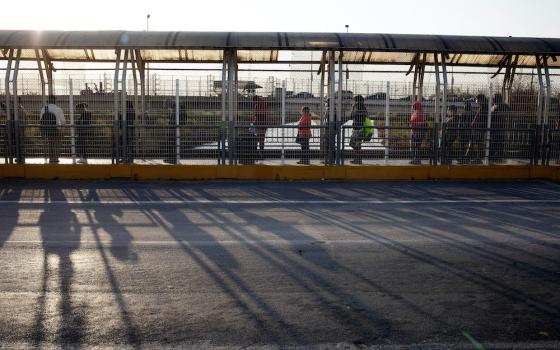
[75,103,92,164]
[409,101,427,164]
[296,106,312,165]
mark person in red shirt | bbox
[296,106,312,164]
[410,101,427,164]
[250,95,269,156]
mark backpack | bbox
[40,106,57,127]
[363,116,373,141]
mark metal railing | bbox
[442,127,537,165]
[341,125,435,165]
[1,122,558,166]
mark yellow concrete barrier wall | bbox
[0,164,558,181]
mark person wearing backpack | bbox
[349,95,368,164]
[39,96,65,163]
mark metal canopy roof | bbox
[0,30,559,67]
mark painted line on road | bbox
[0,199,559,205]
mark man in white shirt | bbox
[39,96,65,163]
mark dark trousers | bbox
[411,128,426,161]
[300,138,310,163]
[41,127,61,162]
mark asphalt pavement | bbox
[0,180,559,349]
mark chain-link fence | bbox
[0,75,558,166]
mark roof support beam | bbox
[535,55,545,164]
[12,49,22,164]
[433,53,441,166]
[4,49,13,164]
[336,51,343,165]
[113,49,121,163]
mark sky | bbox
[3,0,560,38]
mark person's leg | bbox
[352,142,362,164]
[410,129,420,163]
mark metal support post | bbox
[441,53,448,127]
[121,50,129,162]
[412,56,419,102]
[336,52,343,165]
[228,50,236,165]
[536,56,544,164]
[281,80,286,164]
[35,49,46,106]
[485,84,494,165]
[4,49,13,164]
[69,79,76,164]
[418,54,426,102]
[328,51,335,165]
[40,49,54,96]
[135,50,146,160]
[543,57,552,165]
[433,53,441,165]
[113,49,121,163]
[319,51,326,156]
[220,54,227,165]
[385,81,390,163]
[175,79,180,163]
[12,49,22,164]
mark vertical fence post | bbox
[485,84,494,165]
[336,52,343,165]
[121,50,129,163]
[385,81,390,163]
[69,79,76,164]
[113,49,121,164]
[433,53,441,165]
[4,49,13,164]
[220,55,227,165]
[328,51,335,165]
[543,57,552,165]
[175,79,180,164]
[536,56,544,164]
[228,51,236,165]
[281,79,286,164]
[12,49,22,164]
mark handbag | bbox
[295,135,304,144]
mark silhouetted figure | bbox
[40,95,65,164]
[349,95,368,164]
[75,103,92,164]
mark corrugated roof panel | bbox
[237,50,278,62]
[140,49,223,61]
[0,30,559,67]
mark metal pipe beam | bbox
[328,51,335,165]
[4,49,13,163]
[220,51,227,165]
[34,49,46,106]
[336,51,343,165]
[441,52,448,127]
[113,49,121,163]
[12,49,22,164]
[121,49,129,162]
[433,53,441,165]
